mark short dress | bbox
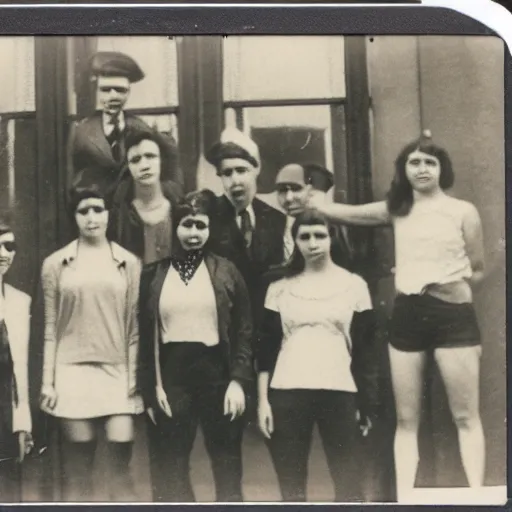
[43,246,143,419]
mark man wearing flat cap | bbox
[276,162,353,268]
[67,51,183,201]
[206,128,286,327]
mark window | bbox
[206,36,347,206]
[67,36,180,141]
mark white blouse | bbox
[264,267,372,391]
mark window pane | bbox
[223,36,345,101]
[199,105,335,205]
[96,36,179,108]
[247,105,334,194]
[0,37,35,113]
[139,113,179,143]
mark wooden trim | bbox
[224,97,346,108]
[35,37,69,256]
[0,111,36,120]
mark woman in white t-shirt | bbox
[257,209,379,502]
[308,131,485,502]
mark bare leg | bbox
[388,345,427,502]
[434,346,484,487]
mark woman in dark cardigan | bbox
[138,189,254,502]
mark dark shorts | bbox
[390,293,481,352]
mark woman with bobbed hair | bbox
[0,210,33,501]
[39,170,143,501]
[138,188,253,502]
[308,130,485,502]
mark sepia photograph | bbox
[0,33,506,505]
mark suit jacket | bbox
[4,284,32,433]
[67,111,184,198]
[209,195,286,325]
[137,252,254,407]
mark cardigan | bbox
[137,252,254,407]
[40,240,141,390]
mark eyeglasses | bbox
[216,167,250,178]
[0,241,16,252]
[277,184,305,194]
[76,206,106,215]
[297,233,329,241]
[180,219,209,230]
[128,152,159,165]
[99,86,129,94]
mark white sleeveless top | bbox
[264,268,372,391]
[393,195,473,295]
[159,262,219,346]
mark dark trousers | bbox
[267,389,362,502]
[151,342,245,502]
[153,383,245,502]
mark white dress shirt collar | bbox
[235,202,256,230]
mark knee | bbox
[452,411,481,431]
[395,412,420,433]
[106,415,135,442]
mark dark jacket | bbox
[108,179,182,260]
[137,252,254,407]
[67,111,184,197]
[209,196,286,325]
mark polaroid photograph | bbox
[0,1,508,506]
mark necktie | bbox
[108,115,122,162]
[239,209,253,249]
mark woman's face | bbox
[0,231,16,276]
[405,150,441,192]
[75,198,109,240]
[295,223,331,262]
[176,214,210,251]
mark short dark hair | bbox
[68,169,110,219]
[386,139,454,216]
[124,128,180,183]
[265,209,343,282]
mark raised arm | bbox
[311,197,391,227]
[462,202,485,288]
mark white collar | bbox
[102,111,126,134]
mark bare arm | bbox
[258,371,270,405]
[313,200,391,226]
[462,202,485,288]
[154,323,163,389]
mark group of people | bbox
[0,51,486,504]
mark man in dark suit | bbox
[67,51,183,199]
[205,128,286,327]
[275,162,354,269]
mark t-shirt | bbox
[264,267,372,390]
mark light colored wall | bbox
[368,35,506,485]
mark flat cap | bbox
[90,51,145,83]
[303,163,334,192]
[206,127,260,169]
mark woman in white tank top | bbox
[308,131,485,503]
